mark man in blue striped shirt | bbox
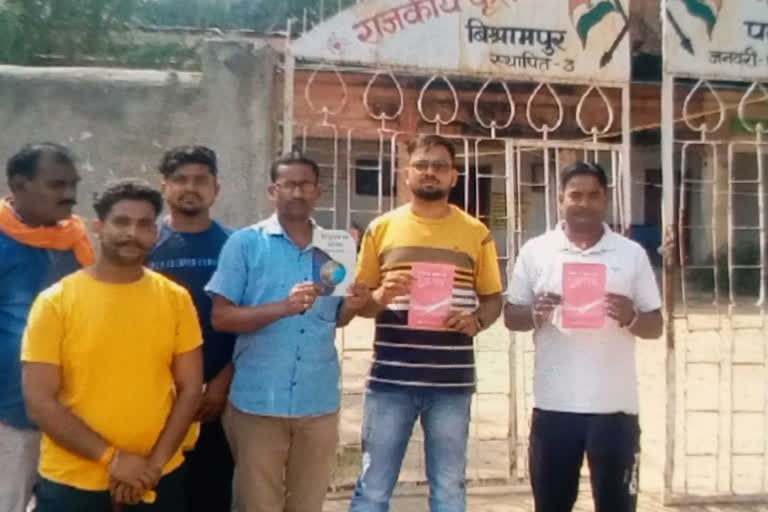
[207,152,370,512]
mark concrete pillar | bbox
[200,40,278,228]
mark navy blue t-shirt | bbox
[148,220,235,382]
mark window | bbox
[449,165,491,218]
[355,159,393,197]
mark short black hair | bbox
[159,145,218,177]
[93,179,164,221]
[270,149,320,183]
[6,143,75,184]
[560,161,608,190]
[406,134,456,163]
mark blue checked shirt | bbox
[205,215,342,417]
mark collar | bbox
[5,198,23,222]
[4,196,49,225]
[553,222,617,255]
[159,216,216,234]
[263,213,319,236]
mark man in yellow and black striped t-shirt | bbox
[349,135,502,512]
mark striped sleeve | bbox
[355,227,382,288]
[474,231,502,295]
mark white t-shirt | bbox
[506,224,662,414]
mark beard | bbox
[175,205,205,216]
[101,242,149,267]
[172,193,207,216]
[564,208,604,231]
[412,187,449,201]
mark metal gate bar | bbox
[283,34,630,485]
[663,76,768,505]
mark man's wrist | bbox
[529,305,538,328]
[99,445,116,468]
[147,451,166,473]
[108,448,122,474]
[472,313,485,333]
[372,288,387,308]
[624,308,639,329]
[206,379,229,397]
[278,298,295,317]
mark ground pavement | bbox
[323,489,768,511]
[326,310,768,512]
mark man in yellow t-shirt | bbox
[21,179,203,512]
[349,135,503,512]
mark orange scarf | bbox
[0,197,95,266]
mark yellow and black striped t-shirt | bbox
[356,204,502,390]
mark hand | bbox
[532,293,562,328]
[110,479,142,505]
[605,293,636,327]
[285,282,321,316]
[109,451,160,495]
[343,283,372,312]
[197,371,231,423]
[372,272,413,307]
[660,225,677,265]
[444,311,480,336]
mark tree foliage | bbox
[135,0,340,32]
[0,0,336,67]
[0,0,141,64]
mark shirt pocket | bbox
[604,256,631,297]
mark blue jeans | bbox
[349,387,472,512]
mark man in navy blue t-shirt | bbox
[147,145,235,512]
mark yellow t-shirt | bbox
[22,269,202,491]
[356,204,502,295]
[355,204,503,389]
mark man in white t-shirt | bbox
[505,161,663,512]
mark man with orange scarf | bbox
[0,143,93,512]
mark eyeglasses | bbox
[410,160,453,173]
[274,181,318,193]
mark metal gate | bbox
[661,0,768,505]
[280,0,633,488]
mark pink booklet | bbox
[408,262,456,330]
[562,262,607,329]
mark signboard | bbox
[663,0,768,79]
[293,0,631,82]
